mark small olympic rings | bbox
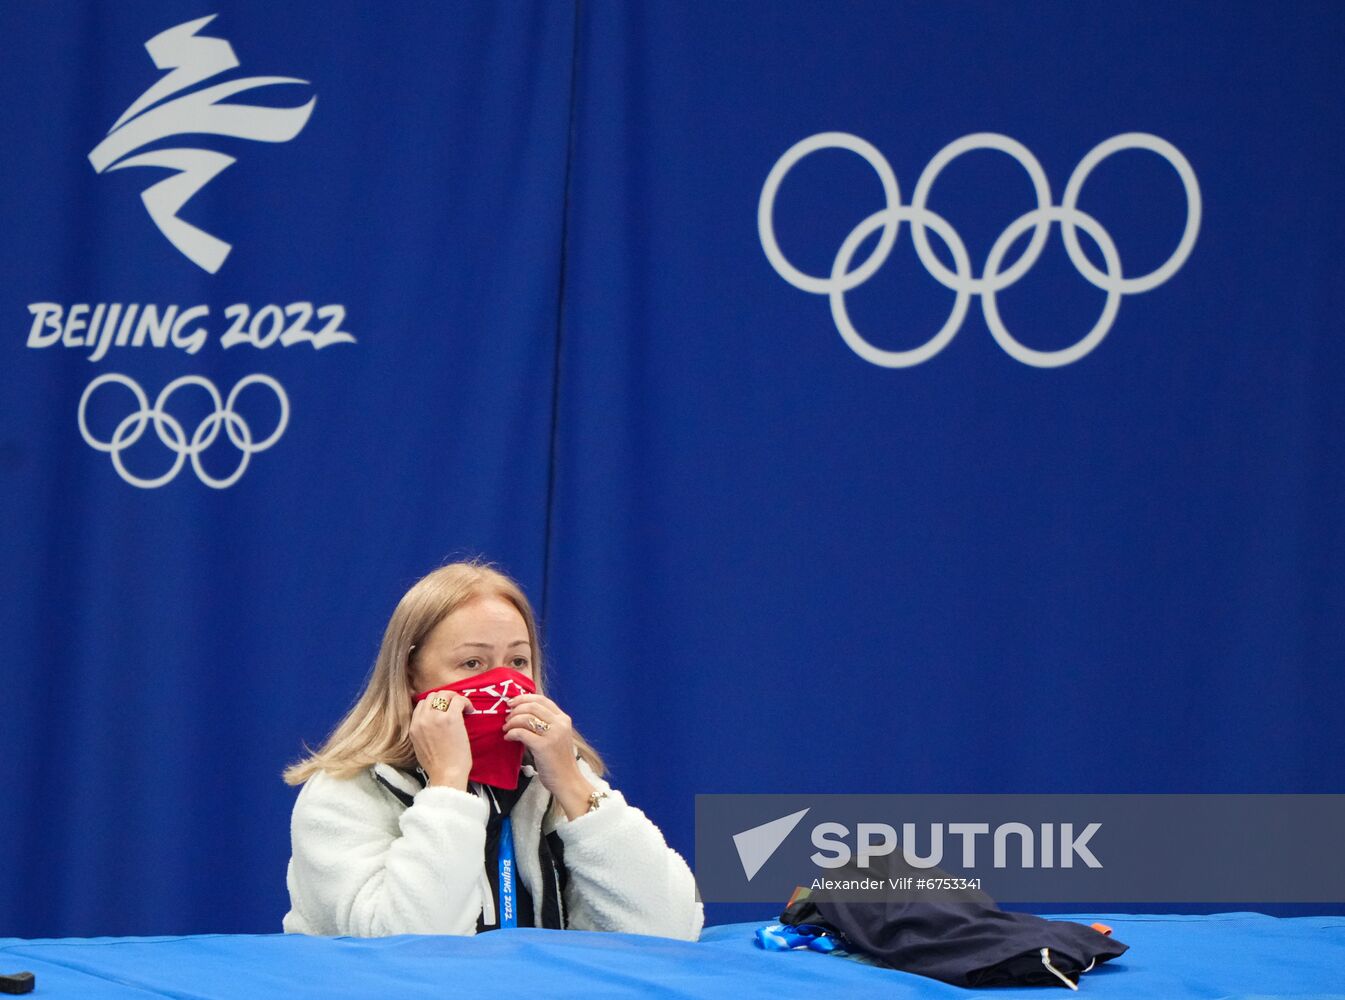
[77,373,290,488]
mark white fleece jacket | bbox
[282,756,704,941]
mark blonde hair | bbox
[283,560,605,785]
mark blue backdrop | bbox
[1,0,1341,937]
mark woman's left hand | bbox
[504,693,596,819]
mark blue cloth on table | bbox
[2,913,1343,998]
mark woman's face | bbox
[411,594,534,692]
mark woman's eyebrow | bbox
[452,640,531,650]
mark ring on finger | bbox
[527,715,551,733]
[429,694,451,712]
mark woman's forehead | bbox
[428,594,529,644]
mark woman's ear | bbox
[405,644,421,692]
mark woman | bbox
[282,561,703,940]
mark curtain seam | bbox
[541,0,583,630]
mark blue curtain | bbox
[547,0,1345,921]
[1,0,1341,936]
[0,0,576,935]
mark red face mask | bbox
[413,667,536,789]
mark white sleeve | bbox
[553,763,705,941]
[286,770,490,937]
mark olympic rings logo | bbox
[78,373,290,488]
[758,131,1201,368]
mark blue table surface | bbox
[3,913,1344,999]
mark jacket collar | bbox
[371,762,540,802]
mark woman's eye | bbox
[463,658,483,670]
[511,657,529,669]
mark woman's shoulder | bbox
[294,764,406,813]
[289,770,411,866]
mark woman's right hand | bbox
[409,692,474,790]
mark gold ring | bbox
[429,695,451,712]
[528,716,550,733]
